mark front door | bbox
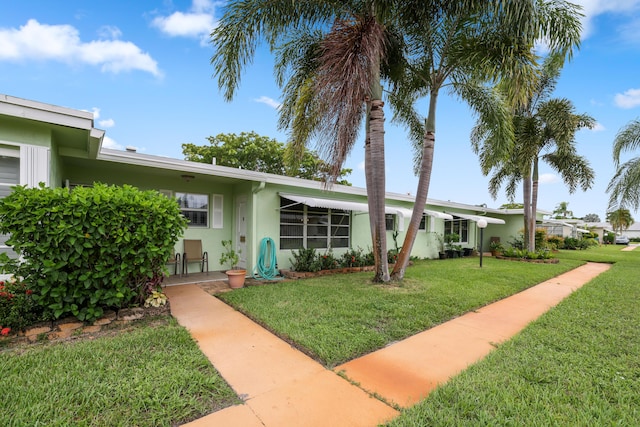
[235,197,247,268]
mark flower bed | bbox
[495,255,559,264]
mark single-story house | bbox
[1,93,541,274]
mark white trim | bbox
[446,212,506,225]
[97,148,525,216]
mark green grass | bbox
[387,245,640,426]
[0,316,241,427]
[219,256,583,367]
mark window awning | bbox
[576,228,590,233]
[280,194,457,230]
[280,193,370,212]
[425,209,453,220]
[446,212,505,225]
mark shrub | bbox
[0,278,43,331]
[0,184,187,322]
[546,235,564,250]
[339,247,367,268]
[535,228,548,250]
[561,237,592,250]
[289,248,321,272]
[319,250,339,270]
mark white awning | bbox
[577,228,590,233]
[425,209,453,220]
[446,212,505,225]
[280,193,370,212]
[280,194,458,231]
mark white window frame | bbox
[279,198,350,249]
[444,217,470,243]
[175,192,210,228]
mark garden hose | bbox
[253,237,280,280]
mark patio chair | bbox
[182,239,208,276]
[167,249,181,277]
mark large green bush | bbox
[0,183,187,321]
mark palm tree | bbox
[388,1,583,278]
[606,209,634,236]
[472,53,594,252]
[211,0,412,282]
[607,119,640,211]
[553,201,573,219]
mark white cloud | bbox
[591,122,606,131]
[358,161,365,171]
[97,25,122,40]
[614,88,640,109]
[0,19,161,76]
[99,118,115,128]
[102,135,123,150]
[255,96,282,109]
[91,107,101,119]
[539,173,560,184]
[577,0,640,39]
[151,0,218,45]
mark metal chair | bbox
[167,249,181,277]
[182,239,208,276]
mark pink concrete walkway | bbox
[165,261,610,426]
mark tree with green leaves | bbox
[211,0,410,282]
[606,209,634,236]
[553,201,573,219]
[210,0,582,281]
[472,53,594,252]
[607,119,640,211]
[386,1,583,279]
[582,213,601,222]
[182,132,352,185]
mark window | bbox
[419,214,428,231]
[0,149,20,259]
[0,154,19,199]
[280,197,350,249]
[444,217,469,242]
[175,192,209,227]
[385,214,396,231]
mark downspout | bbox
[251,181,267,272]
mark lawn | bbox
[387,245,640,426]
[219,255,583,367]
[0,316,241,427]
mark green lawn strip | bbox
[219,257,582,367]
[388,247,640,426]
[0,317,241,427]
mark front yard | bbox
[1,245,637,425]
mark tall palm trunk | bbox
[366,99,389,282]
[529,158,540,251]
[366,84,389,282]
[522,170,532,251]
[391,90,438,280]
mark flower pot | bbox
[226,269,247,289]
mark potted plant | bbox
[444,233,460,258]
[489,240,503,257]
[435,233,446,259]
[219,240,246,288]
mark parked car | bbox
[615,235,630,245]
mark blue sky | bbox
[2,1,640,222]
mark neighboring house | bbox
[538,218,590,239]
[1,94,542,274]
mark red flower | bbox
[26,289,33,295]
[1,327,10,336]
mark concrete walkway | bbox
[164,262,610,426]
